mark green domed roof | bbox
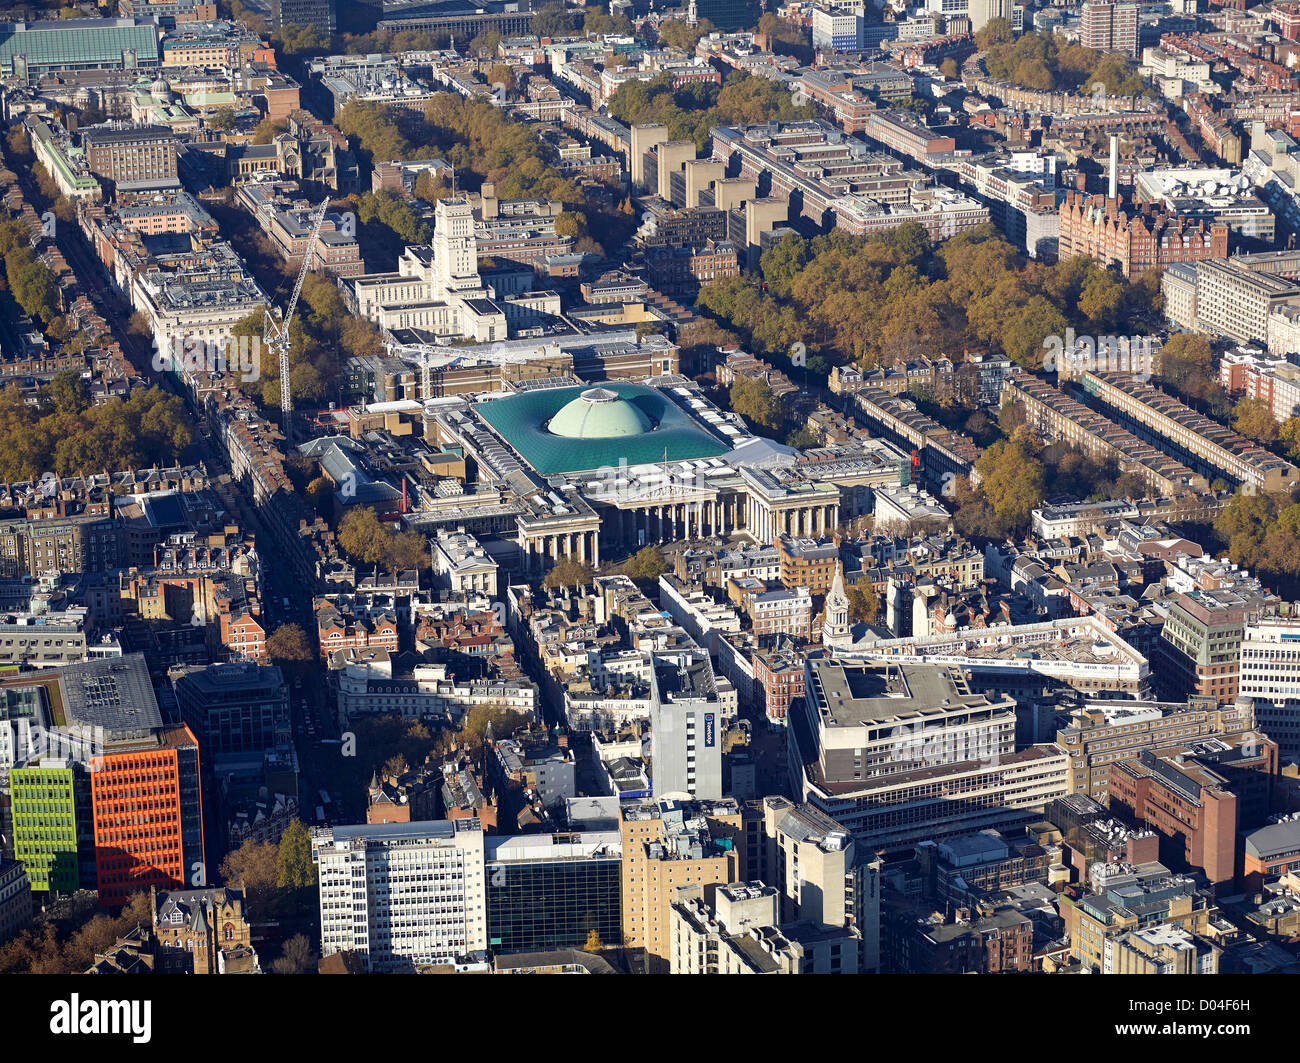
[477,382,731,475]
[547,387,653,439]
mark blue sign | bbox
[704,713,715,748]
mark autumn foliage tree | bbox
[1210,487,1300,595]
[266,623,313,663]
[542,557,595,590]
[0,378,191,481]
[337,507,430,573]
[1232,396,1280,444]
[846,581,879,624]
[0,892,152,974]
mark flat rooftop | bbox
[806,658,994,726]
[60,654,161,739]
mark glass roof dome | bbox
[547,387,653,439]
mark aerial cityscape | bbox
[0,0,1298,993]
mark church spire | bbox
[823,560,851,648]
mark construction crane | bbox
[264,196,331,445]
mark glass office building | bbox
[485,833,622,953]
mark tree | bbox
[338,506,429,572]
[276,819,317,890]
[210,107,236,131]
[846,581,879,624]
[6,125,30,160]
[127,310,153,339]
[1078,268,1124,331]
[251,117,288,145]
[266,623,313,663]
[621,545,669,582]
[532,2,582,36]
[1232,395,1279,444]
[542,557,595,589]
[388,529,431,572]
[41,371,90,415]
[974,17,1015,48]
[940,57,959,79]
[487,63,516,93]
[338,506,388,565]
[1280,416,1300,463]
[412,168,449,204]
[219,838,279,906]
[1158,332,1217,402]
[468,29,503,56]
[305,475,332,514]
[274,22,329,57]
[975,434,1046,532]
[786,426,818,449]
[583,928,605,952]
[271,933,315,975]
[457,700,528,757]
[656,18,712,51]
[53,892,151,973]
[10,259,59,322]
[729,377,781,431]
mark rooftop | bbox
[805,658,1003,728]
[476,382,729,475]
[60,654,162,740]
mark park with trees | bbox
[976,20,1150,96]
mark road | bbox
[12,164,347,832]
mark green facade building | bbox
[10,762,84,893]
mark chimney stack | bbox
[1108,134,1118,201]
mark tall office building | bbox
[789,658,1069,853]
[620,798,744,972]
[968,0,1013,33]
[51,657,203,906]
[811,5,864,51]
[0,656,204,905]
[172,661,290,757]
[91,724,205,907]
[484,832,622,954]
[1238,614,1300,758]
[9,759,92,893]
[312,819,487,972]
[650,655,724,801]
[1080,0,1138,57]
[693,0,762,33]
[758,797,883,972]
[272,0,335,35]
[1157,589,1273,704]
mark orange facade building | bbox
[91,726,204,907]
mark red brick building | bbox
[1057,191,1229,277]
[752,648,805,727]
[1108,735,1278,887]
[316,604,399,659]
